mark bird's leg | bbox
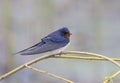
[57,51,63,56]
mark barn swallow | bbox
[16,27,71,55]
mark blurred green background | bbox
[0,0,120,83]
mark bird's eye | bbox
[64,32,68,35]
[43,42,46,44]
[63,31,70,38]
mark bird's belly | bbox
[45,42,70,55]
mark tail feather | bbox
[15,42,43,55]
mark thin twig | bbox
[63,51,120,83]
[104,70,120,83]
[52,55,120,61]
[63,51,120,68]
[0,54,53,80]
[25,64,74,83]
[0,51,120,83]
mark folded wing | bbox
[16,37,67,55]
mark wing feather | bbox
[16,37,68,55]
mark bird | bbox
[15,27,71,55]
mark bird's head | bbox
[59,27,71,39]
